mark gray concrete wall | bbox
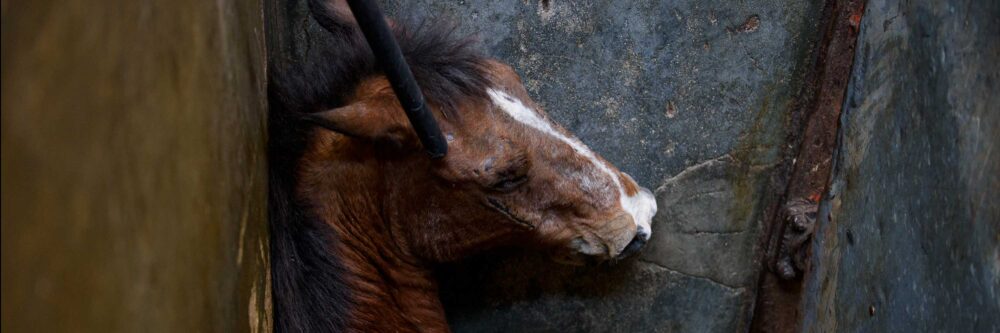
[265,0,825,330]
[804,0,1000,331]
[379,1,823,332]
[1,1,271,332]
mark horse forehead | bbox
[486,88,619,185]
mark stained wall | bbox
[804,0,1000,331]
[1,1,271,332]
[377,1,824,331]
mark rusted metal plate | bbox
[749,0,866,331]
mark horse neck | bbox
[298,146,450,332]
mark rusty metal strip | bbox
[749,0,866,332]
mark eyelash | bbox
[490,174,528,192]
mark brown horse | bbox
[268,1,657,331]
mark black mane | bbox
[267,2,489,332]
[270,1,491,119]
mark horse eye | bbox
[490,174,528,192]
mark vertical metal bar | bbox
[346,0,448,158]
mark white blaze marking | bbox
[488,89,656,239]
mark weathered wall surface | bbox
[1,1,271,332]
[263,0,999,331]
[803,0,1000,331]
[378,1,823,332]
[267,0,824,330]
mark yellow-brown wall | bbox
[1,1,270,331]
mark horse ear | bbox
[303,100,416,145]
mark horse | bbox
[268,1,658,331]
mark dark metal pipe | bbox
[345,0,448,158]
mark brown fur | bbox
[269,2,654,330]
[620,172,641,197]
[296,62,643,331]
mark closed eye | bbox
[485,152,530,192]
[490,174,528,192]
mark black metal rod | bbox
[345,0,448,158]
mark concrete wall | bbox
[1,1,271,332]
[377,1,824,331]
[804,0,1000,331]
[380,1,1000,331]
[265,0,825,330]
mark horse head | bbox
[303,60,657,265]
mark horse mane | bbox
[267,2,489,332]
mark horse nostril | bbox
[636,225,651,241]
[616,233,647,259]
